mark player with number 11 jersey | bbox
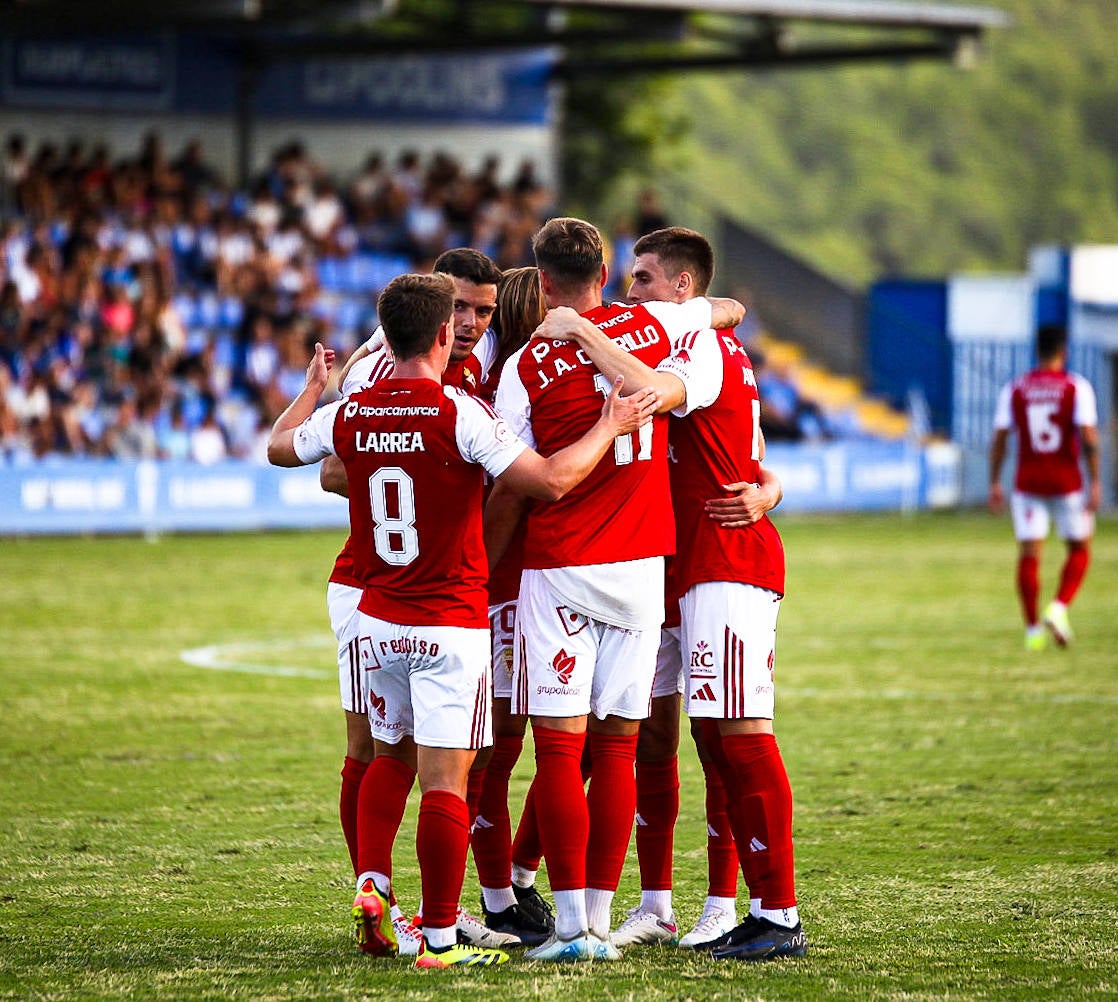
[498,298,712,578]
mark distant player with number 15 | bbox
[988,323,1100,649]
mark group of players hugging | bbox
[268,217,808,968]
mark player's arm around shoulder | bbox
[267,342,335,467]
[497,374,660,500]
[706,296,746,329]
[534,306,685,413]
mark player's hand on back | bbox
[705,481,770,528]
[600,375,659,437]
[533,306,594,343]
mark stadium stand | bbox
[0,130,911,465]
[0,134,553,463]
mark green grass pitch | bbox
[1,512,1115,1000]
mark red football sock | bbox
[511,777,543,872]
[340,756,370,876]
[702,721,754,897]
[586,731,639,892]
[698,752,739,899]
[719,732,797,911]
[532,726,588,891]
[466,766,486,828]
[355,756,415,878]
[416,789,471,932]
[635,756,679,891]
[1017,554,1040,626]
[581,729,595,780]
[1056,546,1090,605]
[472,734,524,888]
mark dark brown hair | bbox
[377,273,455,361]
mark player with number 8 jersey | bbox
[269,272,659,967]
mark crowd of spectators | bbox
[0,131,554,464]
[0,130,843,465]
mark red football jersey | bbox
[297,378,526,627]
[329,348,486,589]
[994,368,1097,496]
[660,329,785,599]
[495,300,712,569]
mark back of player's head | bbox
[1036,323,1068,361]
[532,217,604,292]
[495,266,546,350]
[432,247,502,287]
[633,226,715,296]
[377,273,454,361]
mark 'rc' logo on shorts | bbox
[690,640,715,668]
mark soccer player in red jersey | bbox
[539,241,808,961]
[988,323,1100,649]
[339,247,500,392]
[599,228,783,950]
[490,217,746,961]
[324,248,503,952]
[268,272,658,968]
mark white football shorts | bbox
[680,581,781,721]
[489,600,518,701]
[512,568,658,720]
[355,612,493,750]
[1011,490,1094,543]
[327,582,364,713]
[652,625,685,699]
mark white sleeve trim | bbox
[493,346,537,450]
[642,299,714,341]
[657,329,723,416]
[452,390,530,478]
[1072,373,1098,427]
[292,400,342,464]
[992,383,1013,431]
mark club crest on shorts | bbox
[358,636,381,672]
[551,648,576,685]
[555,605,588,636]
[367,690,387,719]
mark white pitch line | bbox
[180,635,334,679]
[179,637,1118,705]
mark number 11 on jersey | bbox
[594,372,653,465]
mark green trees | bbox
[565,0,1118,285]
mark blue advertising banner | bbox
[1,33,176,111]
[1,33,555,124]
[254,48,556,124]
[0,443,961,537]
[0,460,346,536]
